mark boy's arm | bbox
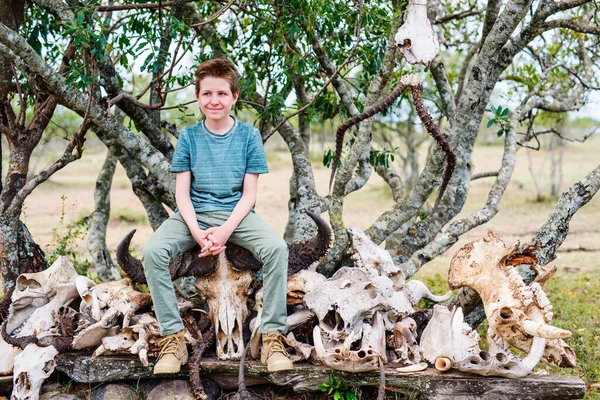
[204,173,259,250]
[175,171,214,256]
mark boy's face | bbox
[197,77,238,123]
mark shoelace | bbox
[265,334,288,357]
[157,336,180,358]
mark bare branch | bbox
[397,127,517,277]
[434,7,483,24]
[524,163,600,265]
[542,17,600,34]
[188,0,235,28]
[471,171,499,180]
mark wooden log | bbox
[54,353,586,399]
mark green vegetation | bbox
[45,195,92,277]
[318,375,359,400]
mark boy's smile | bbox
[197,76,238,132]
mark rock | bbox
[40,393,81,400]
[143,380,197,400]
[93,383,138,400]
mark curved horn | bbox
[405,280,452,305]
[288,211,332,275]
[1,319,38,350]
[116,229,147,284]
[117,229,219,283]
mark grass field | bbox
[12,132,600,398]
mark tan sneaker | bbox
[261,330,293,372]
[153,329,188,374]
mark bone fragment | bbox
[435,357,452,372]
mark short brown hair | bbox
[194,59,240,96]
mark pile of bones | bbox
[0,211,576,400]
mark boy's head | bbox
[194,59,239,97]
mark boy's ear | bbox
[233,91,239,103]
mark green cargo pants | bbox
[142,210,288,336]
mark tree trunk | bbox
[87,151,120,282]
[0,216,46,292]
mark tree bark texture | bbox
[87,151,121,282]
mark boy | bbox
[142,58,292,374]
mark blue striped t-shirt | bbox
[170,118,269,212]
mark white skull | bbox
[11,343,58,400]
[72,278,151,350]
[448,231,575,369]
[194,253,253,360]
[0,334,21,375]
[7,256,78,335]
[394,0,439,66]
[305,267,392,372]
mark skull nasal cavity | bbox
[500,307,514,320]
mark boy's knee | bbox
[262,238,288,260]
[142,242,169,267]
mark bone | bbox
[394,0,439,66]
[7,256,78,335]
[16,283,79,339]
[521,320,571,339]
[522,336,547,371]
[448,231,575,369]
[435,357,452,372]
[0,333,21,375]
[12,343,59,400]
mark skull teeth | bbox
[523,299,533,306]
[519,287,533,298]
[507,269,525,286]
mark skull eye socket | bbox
[16,277,41,291]
[43,360,55,373]
[500,307,514,320]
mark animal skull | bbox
[348,228,405,290]
[7,256,78,335]
[11,343,58,400]
[117,211,331,361]
[394,0,439,66]
[72,278,152,350]
[304,267,393,372]
[0,334,21,375]
[420,305,532,378]
[194,252,253,360]
[448,231,575,369]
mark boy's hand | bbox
[204,225,233,253]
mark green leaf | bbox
[317,384,328,392]
[497,128,505,137]
[496,105,503,115]
[487,119,496,128]
[501,107,509,116]
[334,392,342,400]
[347,393,358,400]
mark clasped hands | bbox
[196,225,234,258]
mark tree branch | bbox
[524,164,600,266]
[397,126,517,277]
